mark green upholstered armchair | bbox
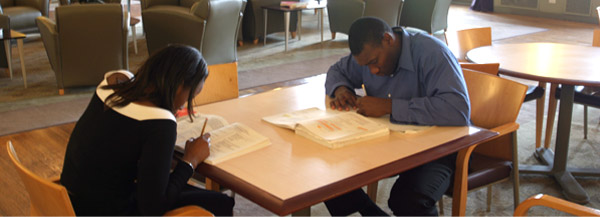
[141,0,246,65]
[36,4,129,95]
[327,0,402,39]
[0,0,49,34]
[242,0,298,44]
[327,0,363,39]
[398,0,451,39]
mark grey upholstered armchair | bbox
[398,0,451,39]
[242,0,298,44]
[36,4,129,95]
[141,0,245,65]
[0,0,49,34]
[327,0,402,39]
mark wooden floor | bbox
[2,5,600,216]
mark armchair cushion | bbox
[2,6,40,32]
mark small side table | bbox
[262,1,326,51]
[1,30,27,88]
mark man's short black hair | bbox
[348,17,393,55]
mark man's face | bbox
[353,39,397,76]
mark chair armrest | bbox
[190,0,209,19]
[490,122,519,138]
[16,0,50,17]
[164,205,214,216]
[141,0,179,10]
[35,16,59,73]
[514,194,600,216]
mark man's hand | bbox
[330,86,357,111]
[356,96,392,117]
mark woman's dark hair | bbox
[103,44,208,120]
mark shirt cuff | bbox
[391,98,410,124]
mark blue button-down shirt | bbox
[325,29,470,126]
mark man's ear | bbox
[382,32,395,46]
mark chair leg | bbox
[512,131,521,210]
[535,81,547,149]
[438,197,444,215]
[584,105,588,139]
[486,185,492,212]
[331,32,336,40]
[59,89,65,95]
[253,38,259,45]
[544,83,559,149]
[366,181,378,202]
[132,24,138,54]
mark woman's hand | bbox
[181,133,211,169]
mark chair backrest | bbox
[462,68,527,160]
[199,0,245,65]
[446,27,492,62]
[460,63,499,76]
[6,141,76,216]
[326,0,364,35]
[364,0,402,27]
[55,4,128,88]
[399,0,451,34]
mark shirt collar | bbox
[393,27,416,74]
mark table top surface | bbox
[466,42,600,86]
[0,30,26,40]
[194,82,496,215]
[262,1,327,11]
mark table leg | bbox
[17,38,26,88]
[319,8,323,44]
[4,40,12,80]
[284,11,290,51]
[263,8,267,46]
[298,11,302,41]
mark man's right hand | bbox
[330,86,357,111]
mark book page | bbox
[175,114,229,150]
[205,122,271,165]
[262,107,330,129]
[297,112,387,141]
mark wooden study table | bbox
[192,81,496,215]
[467,43,600,204]
[0,81,495,216]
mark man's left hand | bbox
[356,96,392,117]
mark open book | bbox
[262,108,390,148]
[176,114,271,165]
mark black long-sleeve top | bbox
[60,71,192,215]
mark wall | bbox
[493,0,600,24]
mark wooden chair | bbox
[514,194,600,216]
[460,62,499,76]
[446,27,492,62]
[448,68,528,216]
[446,27,546,150]
[6,141,214,216]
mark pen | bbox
[200,117,208,136]
[362,84,367,96]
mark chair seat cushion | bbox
[555,86,600,107]
[524,85,544,102]
[4,7,42,32]
[446,153,512,195]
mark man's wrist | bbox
[181,159,195,170]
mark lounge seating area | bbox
[0,0,599,216]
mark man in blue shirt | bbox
[324,17,470,216]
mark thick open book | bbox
[176,114,271,165]
[262,108,390,148]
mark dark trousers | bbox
[324,154,456,216]
[172,184,235,216]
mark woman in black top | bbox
[60,45,234,216]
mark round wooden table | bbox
[467,42,600,204]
